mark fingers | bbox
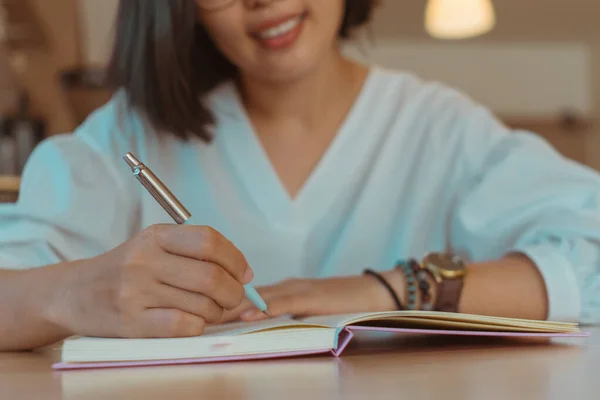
[123,308,206,338]
[154,253,246,310]
[150,224,254,284]
[152,284,224,324]
[212,286,282,324]
[241,293,299,321]
[241,281,317,321]
[215,298,251,324]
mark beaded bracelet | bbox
[396,260,418,310]
[409,259,434,311]
[395,259,435,311]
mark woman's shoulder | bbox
[367,65,485,118]
[35,91,176,183]
[21,91,151,190]
[25,90,167,189]
[65,89,156,158]
[366,65,510,143]
[364,65,517,164]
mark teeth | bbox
[257,16,303,39]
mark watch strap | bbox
[435,276,464,313]
[420,253,467,313]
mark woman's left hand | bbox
[238,273,402,322]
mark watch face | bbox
[426,253,459,269]
[423,253,467,278]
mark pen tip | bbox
[263,309,272,317]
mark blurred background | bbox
[1,0,599,201]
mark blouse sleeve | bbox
[0,133,138,269]
[448,97,600,325]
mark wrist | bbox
[418,253,468,313]
[29,261,81,334]
[0,263,75,350]
[381,269,407,307]
[367,267,435,312]
[418,270,438,310]
[363,259,449,312]
[362,269,406,311]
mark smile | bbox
[256,14,305,40]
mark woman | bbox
[1,0,600,352]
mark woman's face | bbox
[197,0,345,82]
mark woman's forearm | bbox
[382,254,549,320]
[0,253,550,352]
[459,254,548,320]
[0,265,72,351]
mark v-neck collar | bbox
[210,67,382,229]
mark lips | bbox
[250,12,308,48]
[255,14,304,40]
[251,12,307,33]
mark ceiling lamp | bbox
[425,0,496,40]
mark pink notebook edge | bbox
[51,329,355,371]
[52,326,589,371]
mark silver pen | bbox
[123,152,270,317]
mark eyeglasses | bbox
[196,0,238,11]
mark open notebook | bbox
[52,310,588,370]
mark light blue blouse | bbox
[1,66,600,324]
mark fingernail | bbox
[243,268,254,284]
[241,309,257,320]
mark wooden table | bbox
[1,328,598,400]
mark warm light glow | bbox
[425,0,496,40]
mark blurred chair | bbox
[59,67,113,125]
[0,175,19,203]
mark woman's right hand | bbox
[44,224,254,339]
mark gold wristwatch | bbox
[421,253,467,313]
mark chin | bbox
[241,14,337,84]
[247,43,333,85]
[255,61,320,84]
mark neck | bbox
[237,51,367,132]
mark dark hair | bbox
[106,0,379,141]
